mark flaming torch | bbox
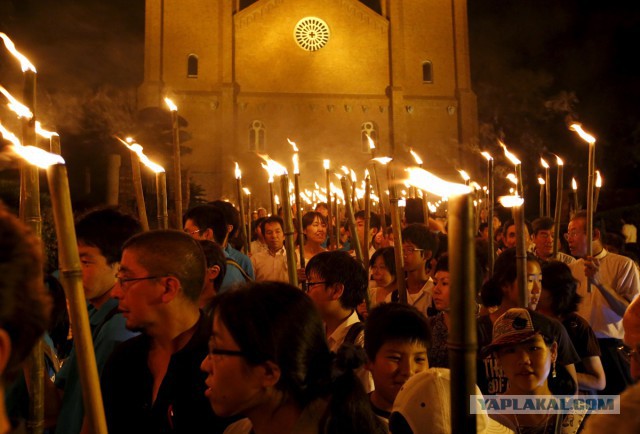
[164,97,182,229]
[259,155,298,285]
[410,148,429,225]
[36,121,61,154]
[570,123,597,275]
[538,176,546,218]
[368,135,387,234]
[373,156,405,303]
[324,159,333,248]
[405,167,476,434]
[553,156,564,256]
[572,177,579,214]
[116,137,149,231]
[541,157,551,216]
[117,137,166,229]
[340,174,364,264]
[458,169,471,186]
[1,123,108,434]
[481,151,495,274]
[289,139,305,267]
[594,170,602,211]
[244,187,252,242]
[235,163,250,253]
[499,194,527,307]
[501,142,527,300]
[364,172,371,264]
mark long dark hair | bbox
[480,248,538,307]
[212,282,385,433]
[541,261,581,317]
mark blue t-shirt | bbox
[55,298,138,434]
[220,245,255,293]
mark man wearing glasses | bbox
[567,211,640,395]
[385,223,438,317]
[101,230,230,433]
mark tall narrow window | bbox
[361,122,378,153]
[249,120,266,152]
[187,54,199,78]
[422,61,433,83]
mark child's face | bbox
[366,340,428,409]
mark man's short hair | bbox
[305,250,367,310]
[571,210,600,234]
[183,204,227,244]
[0,207,49,378]
[260,216,284,235]
[122,230,206,302]
[209,200,240,233]
[75,208,142,264]
[354,210,381,231]
[198,240,227,290]
[401,223,437,254]
[531,216,555,235]
[364,303,431,361]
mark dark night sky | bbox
[2,0,640,208]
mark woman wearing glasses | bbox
[201,282,386,434]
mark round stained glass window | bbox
[294,17,330,52]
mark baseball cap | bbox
[388,368,514,434]
[482,308,554,356]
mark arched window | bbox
[187,54,198,78]
[361,122,378,153]
[249,120,266,152]
[422,61,433,83]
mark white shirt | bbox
[250,246,291,283]
[569,249,640,339]
[384,279,434,316]
[326,310,374,393]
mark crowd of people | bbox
[1,196,640,434]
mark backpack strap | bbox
[344,321,365,346]
[226,258,254,282]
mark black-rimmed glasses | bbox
[208,337,247,359]
[303,280,327,293]
[116,274,168,289]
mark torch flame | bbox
[0,33,37,72]
[405,167,472,197]
[164,97,178,112]
[261,163,274,183]
[569,123,596,144]
[364,168,370,179]
[257,154,287,176]
[350,169,357,183]
[595,171,602,188]
[340,166,350,175]
[470,181,481,190]
[572,178,577,190]
[372,157,393,165]
[235,162,241,180]
[323,159,330,170]
[506,173,518,185]
[287,138,299,153]
[243,187,251,195]
[1,123,64,168]
[409,148,423,165]
[458,169,470,182]
[498,195,524,208]
[293,153,299,174]
[115,136,165,173]
[538,176,545,185]
[35,121,58,139]
[555,155,564,166]
[367,135,375,150]
[0,85,33,119]
[499,140,521,165]
[481,151,493,161]
[540,157,550,169]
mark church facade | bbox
[139,0,478,204]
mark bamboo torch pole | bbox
[280,173,299,286]
[235,163,250,253]
[164,98,183,228]
[156,170,168,229]
[341,176,363,264]
[553,156,564,256]
[364,175,371,265]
